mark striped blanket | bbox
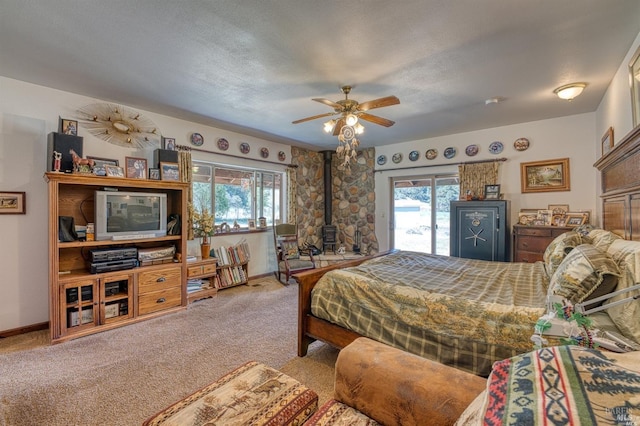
[311,251,550,376]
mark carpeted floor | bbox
[0,278,338,426]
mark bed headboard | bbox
[594,126,640,241]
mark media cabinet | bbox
[46,173,189,343]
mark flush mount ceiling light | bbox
[553,83,587,101]
[76,103,160,148]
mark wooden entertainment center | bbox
[46,173,189,343]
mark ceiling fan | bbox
[292,85,400,136]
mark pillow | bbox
[543,231,582,278]
[549,244,620,304]
[471,346,640,425]
[280,240,300,260]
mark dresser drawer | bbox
[515,227,553,237]
[138,266,182,294]
[514,251,544,263]
[516,237,551,253]
[187,260,217,278]
[138,287,182,315]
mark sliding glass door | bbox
[391,174,459,255]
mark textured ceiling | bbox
[1,1,639,150]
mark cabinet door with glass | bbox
[59,279,99,336]
[100,273,133,325]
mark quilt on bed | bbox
[311,251,550,376]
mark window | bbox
[192,161,283,228]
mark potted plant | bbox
[192,207,214,259]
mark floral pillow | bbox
[543,231,582,278]
[549,244,620,304]
[280,240,300,260]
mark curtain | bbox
[286,166,296,224]
[178,148,194,240]
[458,161,500,199]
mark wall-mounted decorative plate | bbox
[278,151,286,161]
[465,144,479,156]
[409,150,420,161]
[239,142,250,154]
[217,138,229,151]
[426,149,438,160]
[260,147,269,158]
[488,141,503,154]
[191,132,204,146]
[392,153,402,163]
[514,137,530,151]
[443,147,456,159]
[377,155,387,165]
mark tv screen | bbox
[95,191,167,240]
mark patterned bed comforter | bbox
[311,250,551,376]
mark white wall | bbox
[374,113,597,251]
[0,77,290,331]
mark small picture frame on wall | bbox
[125,157,147,179]
[484,184,500,200]
[59,117,78,135]
[148,168,160,180]
[160,162,180,181]
[0,191,26,214]
[161,136,176,151]
[601,127,614,157]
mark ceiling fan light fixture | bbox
[323,119,336,133]
[354,122,364,135]
[345,113,358,126]
[554,83,587,101]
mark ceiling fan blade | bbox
[312,98,343,109]
[292,111,337,124]
[333,118,346,136]
[358,112,395,127]
[357,96,400,112]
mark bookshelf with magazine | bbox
[214,241,250,289]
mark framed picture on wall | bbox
[601,127,614,157]
[630,44,640,128]
[520,158,570,193]
[0,191,26,214]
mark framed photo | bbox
[548,204,569,216]
[105,165,125,178]
[517,210,539,226]
[552,214,567,227]
[248,219,256,230]
[161,136,176,151]
[520,158,570,193]
[160,162,180,181]
[630,44,640,128]
[565,213,587,227]
[148,168,160,180]
[537,209,553,226]
[258,216,267,228]
[601,127,614,156]
[568,210,591,225]
[484,184,500,200]
[87,156,119,176]
[125,157,147,179]
[0,191,26,214]
[58,117,78,135]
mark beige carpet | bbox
[0,278,338,426]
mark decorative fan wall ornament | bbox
[76,103,160,149]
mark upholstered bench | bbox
[143,361,318,426]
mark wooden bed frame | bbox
[295,126,640,358]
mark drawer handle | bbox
[156,277,166,283]
[522,242,529,247]
[156,298,166,304]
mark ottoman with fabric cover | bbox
[143,361,318,426]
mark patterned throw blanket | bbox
[311,251,551,376]
[483,345,640,425]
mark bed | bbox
[295,126,640,377]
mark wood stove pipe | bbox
[322,150,332,226]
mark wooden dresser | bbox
[513,225,573,263]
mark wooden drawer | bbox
[514,251,544,263]
[138,266,181,294]
[187,260,217,278]
[516,236,550,253]
[515,227,553,237]
[138,287,182,315]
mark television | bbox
[95,191,167,241]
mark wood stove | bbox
[322,225,337,254]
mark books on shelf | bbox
[214,240,250,266]
[187,278,212,293]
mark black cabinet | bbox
[450,201,510,261]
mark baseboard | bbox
[0,322,49,339]
[249,271,277,280]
